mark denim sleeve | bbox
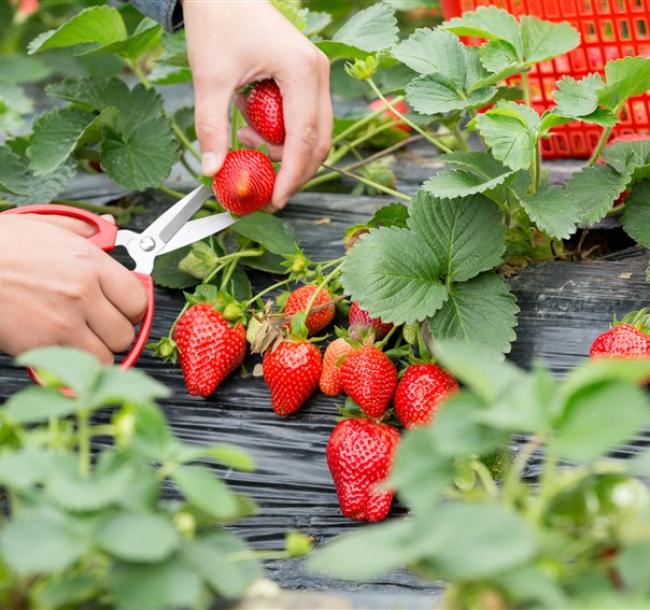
[129,0,183,32]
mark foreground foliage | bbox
[311,341,650,609]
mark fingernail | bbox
[202,152,220,176]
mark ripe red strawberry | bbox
[340,345,397,419]
[320,337,356,396]
[244,79,285,145]
[173,304,247,397]
[394,363,459,429]
[590,324,650,358]
[263,340,322,416]
[369,97,411,132]
[212,150,275,215]
[326,418,400,522]
[349,301,393,340]
[284,284,336,336]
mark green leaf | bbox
[551,381,649,461]
[28,6,127,55]
[35,573,102,609]
[428,272,519,355]
[80,19,162,61]
[0,84,33,115]
[480,40,518,74]
[432,339,524,403]
[181,532,262,598]
[553,74,604,118]
[423,152,514,198]
[201,444,256,471]
[598,56,650,111]
[28,106,110,175]
[243,250,285,274]
[342,227,448,325]
[443,6,522,58]
[0,448,52,489]
[407,72,495,115]
[622,181,650,247]
[16,346,101,396]
[91,367,170,408]
[389,427,454,511]
[519,15,579,64]
[101,115,178,190]
[47,463,134,512]
[603,139,650,175]
[97,513,179,562]
[225,267,253,302]
[565,163,631,224]
[0,515,88,575]
[392,29,466,86]
[472,102,539,171]
[172,465,244,521]
[4,386,78,424]
[152,247,200,289]
[232,212,298,255]
[617,543,650,595]
[110,557,202,610]
[514,185,580,239]
[332,3,398,52]
[409,190,505,282]
[0,54,52,84]
[309,518,417,580]
[315,40,371,61]
[133,403,174,461]
[369,202,409,228]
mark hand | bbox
[183,0,332,210]
[0,215,148,364]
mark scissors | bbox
[2,185,236,377]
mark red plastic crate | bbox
[440,0,650,158]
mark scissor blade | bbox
[142,185,213,246]
[158,213,237,255]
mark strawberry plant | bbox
[311,340,650,608]
[0,347,310,610]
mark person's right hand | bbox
[0,214,148,364]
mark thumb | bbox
[193,77,234,176]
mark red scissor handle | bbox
[2,204,155,376]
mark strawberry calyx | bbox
[615,308,650,336]
[336,398,399,426]
[148,336,178,363]
[184,285,247,325]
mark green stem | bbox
[78,409,90,477]
[219,258,238,290]
[322,164,412,201]
[587,125,613,166]
[377,324,398,349]
[471,459,499,499]
[531,144,541,192]
[531,449,558,524]
[503,435,542,504]
[521,72,532,108]
[331,95,406,146]
[157,185,187,199]
[450,123,469,151]
[328,122,399,166]
[245,277,295,307]
[180,154,200,180]
[367,77,453,154]
[303,264,344,319]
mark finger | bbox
[273,56,328,208]
[317,60,334,168]
[68,326,114,365]
[193,74,236,176]
[97,256,149,324]
[87,294,136,354]
[237,127,283,160]
[26,214,97,238]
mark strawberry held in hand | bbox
[212,149,275,215]
[590,310,650,359]
[263,339,322,416]
[327,418,400,522]
[284,284,335,336]
[244,79,285,145]
[349,301,393,340]
[340,345,397,419]
[320,337,356,397]
[173,304,247,397]
[394,363,458,429]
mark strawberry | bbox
[348,301,393,340]
[284,284,336,336]
[394,363,459,429]
[368,97,411,132]
[263,340,322,416]
[326,418,400,522]
[590,324,650,358]
[173,304,247,397]
[320,337,356,396]
[340,345,397,419]
[212,149,275,215]
[244,79,285,145]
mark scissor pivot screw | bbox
[139,236,156,252]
